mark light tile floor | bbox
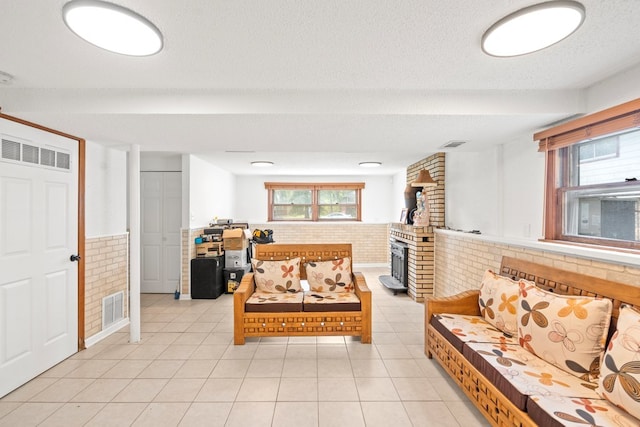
[0,267,490,426]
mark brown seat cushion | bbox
[245,291,303,313]
[303,292,360,312]
[430,313,516,353]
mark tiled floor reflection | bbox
[0,267,489,426]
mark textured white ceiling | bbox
[1,0,640,175]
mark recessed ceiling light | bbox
[359,162,382,168]
[482,1,585,57]
[251,161,274,167]
[62,0,163,56]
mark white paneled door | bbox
[0,124,79,397]
[141,172,181,293]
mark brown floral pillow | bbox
[478,269,523,337]
[598,305,640,419]
[516,286,612,382]
[305,257,353,293]
[251,258,302,293]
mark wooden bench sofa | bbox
[425,256,640,427]
[233,243,372,345]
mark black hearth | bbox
[379,240,408,295]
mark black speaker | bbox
[191,256,224,299]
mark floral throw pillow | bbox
[598,305,640,419]
[305,257,353,293]
[516,286,612,382]
[251,258,302,293]
[478,269,523,337]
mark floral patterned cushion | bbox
[597,305,640,420]
[251,258,302,293]
[245,291,303,312]
[478,269,528,337]
[305,258,353,293]
[528,394,639,427]
[302,291,360,312]
[464,341,601,411]
[431,313,518,352]
[516,284,612,382]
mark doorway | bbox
[141,171,181,293]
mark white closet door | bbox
[0,127,78,397]
[141,171,181,293]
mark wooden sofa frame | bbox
[425,256,640,427]
[234,243,372,345]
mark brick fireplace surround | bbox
[390,153,445,302]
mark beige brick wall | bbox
[434,229,640,298]
[406,152,445,228]
[249,223,389,265]
[84,234,129,338]
[391,153,445,302]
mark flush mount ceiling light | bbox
[62,0,163,56]
[482,1,585,57]
[359,162,382,168]
[251,161,274,167]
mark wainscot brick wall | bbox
[84,234,129,338]
[434,229,640,298]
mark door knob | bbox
[70,254,81,262]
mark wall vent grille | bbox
[102,291,124,329]
[0,136,71,172]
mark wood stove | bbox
[379,240,408,294]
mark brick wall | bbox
[84,234,129,338]
[434,229,640,297]
[406,153,445,228]
[392,153,445,302]
[249,223,389,264]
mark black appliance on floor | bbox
[379,240,409,295]
[224,265,251,294]
[191,256,224,299]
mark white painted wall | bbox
[85,141,127,237]
[235,174,398,223]
[140,152,182,172]
[445,63,640,242]
[188,155,235,228]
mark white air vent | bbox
[1,136,71,172]
[22,144,39,164]
[56,152,70,170]
[102,291,124,329]
[2,139,20,160]
[41,148,56,167]
[440,140,467,149]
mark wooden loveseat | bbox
[425,256,640,427]
[233,243,372,345]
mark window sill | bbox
[435,229,640,268]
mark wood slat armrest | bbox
[424,290,481,322]
[233,273,255,345]
[353,272,372,343]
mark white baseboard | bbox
[85,318,130,348]
[179,293,192,300]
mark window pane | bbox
[318,205,357,219]
[573,131,638,186]
[272,204,312,220]
[273,189,312,204]
[318,190,356,204]
[564,185,640,242]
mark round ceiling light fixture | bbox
[482,1,585,57]
[62,0,163,56]
[251,161,274,167]
[358,161,382,168]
